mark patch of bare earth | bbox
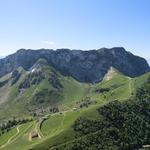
[104,67,115,81]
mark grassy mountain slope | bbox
[29,70,150,150]
[0,59,88,119]
[0,60,150,150]
[0,61,134,119]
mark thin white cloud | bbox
[41,40,55,45]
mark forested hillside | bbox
[52,76,150,150]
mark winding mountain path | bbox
[1,122,33,149]
[0,125,21,149]
[35,122,44,139]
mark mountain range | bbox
[0,47,149,83]
[0,47,150,150]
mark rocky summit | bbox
[0,47,149,83]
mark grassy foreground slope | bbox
[0,121,35,150]
[0,67,149,150]
[59,74,150,150]
[29,71,150,150]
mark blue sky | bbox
[0,0,150,58]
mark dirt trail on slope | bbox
[35,122,42,139]
[0,125,21,149]
[104,67,115,81]
[1,123,33,149]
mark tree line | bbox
[0,118,32,136]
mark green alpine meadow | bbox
[0,1,150,150]
[0,48,150,150]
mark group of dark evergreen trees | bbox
[0,118,32,136]
[60,76,150,150]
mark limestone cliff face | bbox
[0,47,149,83]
